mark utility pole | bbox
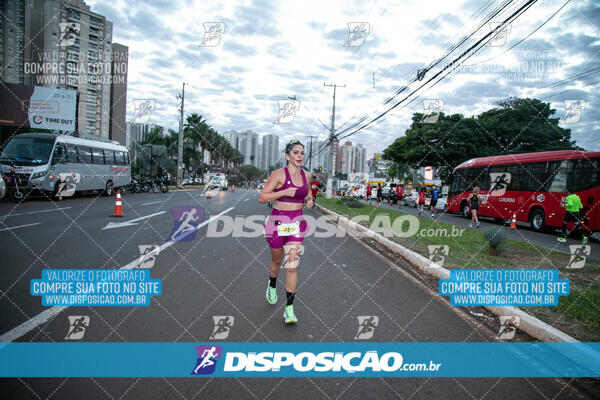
[305,135,317,172]
[176,83,185,189]
[324,82,345,198]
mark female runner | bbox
[258,140,313,324]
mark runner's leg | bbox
[269,247,284,281]
[282,242,302,323]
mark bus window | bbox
[548,160,567,192]
[66,144,79,163]
[480,167,491,191]
[466,167,483,189]
[91,148,104,164]
[115,151,125,165]
[569,158,600,192]
[77,146,92,164]
[103,149,115,165]
[523,162,548,192]
[125,152,130,165]
[0,136,54,166]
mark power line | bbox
[333,0,520,139]
[464,0,571,67]
[336,0,539,142]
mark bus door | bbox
[568,158,600,231]
[486,166,516,220]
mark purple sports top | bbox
[273,167,308,203]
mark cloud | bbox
[83,0,599,157]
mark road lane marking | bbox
[122,207,234,268]
[141,201,165,206]
[102,211,166,230]
[0,207,72,219]
[0,223,41,232]
[0,206,234,342]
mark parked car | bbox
[435,194,448,211]
[403,192,419,207]
[421,193,447,212]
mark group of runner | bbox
[363,184,440,218]
[258,141,590,327]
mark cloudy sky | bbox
[88,0,600,157]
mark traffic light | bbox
[319,167,322,172]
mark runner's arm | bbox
[305,171,313,207]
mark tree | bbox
[164,129,179,159]
[387,161,412,181]
[383,97,580,182]
[239,164,262,182]
[185,114,211,182]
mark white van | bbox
[209,175,228,190]
[0,133,130,197]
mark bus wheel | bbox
[461,202,470,218]
[530,209,545,232]
[104,181,114,197]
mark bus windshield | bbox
[0,137,55,166]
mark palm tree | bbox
[164,129,179,159]
[185,114,211,181]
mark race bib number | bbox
[277,221,300,236]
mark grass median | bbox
[316,196,600,341]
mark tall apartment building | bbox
[0,0,26,83]
[337,141,367,174]
[222,129,260,168]
[338,141,355,174]
[1,0,128,144]
[109,43,128,144]
[222,130,237,149]
[261,134,280,171]
[354,143,367,173]
[313,140,330,173]
[126,123,164,147]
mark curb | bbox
[315,203,578,343]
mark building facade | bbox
[1,0,128,144]
[222,129,261,168]
[261,134,280,171]
[126,123,164,147]
[337,141,367,174]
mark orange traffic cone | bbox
[510,213,517,229]
[110,190,124,217]
[232,185,235,192]
[206,189,212,199]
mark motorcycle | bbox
[141,178,152,192]
[3,165,26,203]
[150,179,159,193]
[157,176,169,193]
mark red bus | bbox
[446,150,600,232]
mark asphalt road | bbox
[0,189,595,399]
